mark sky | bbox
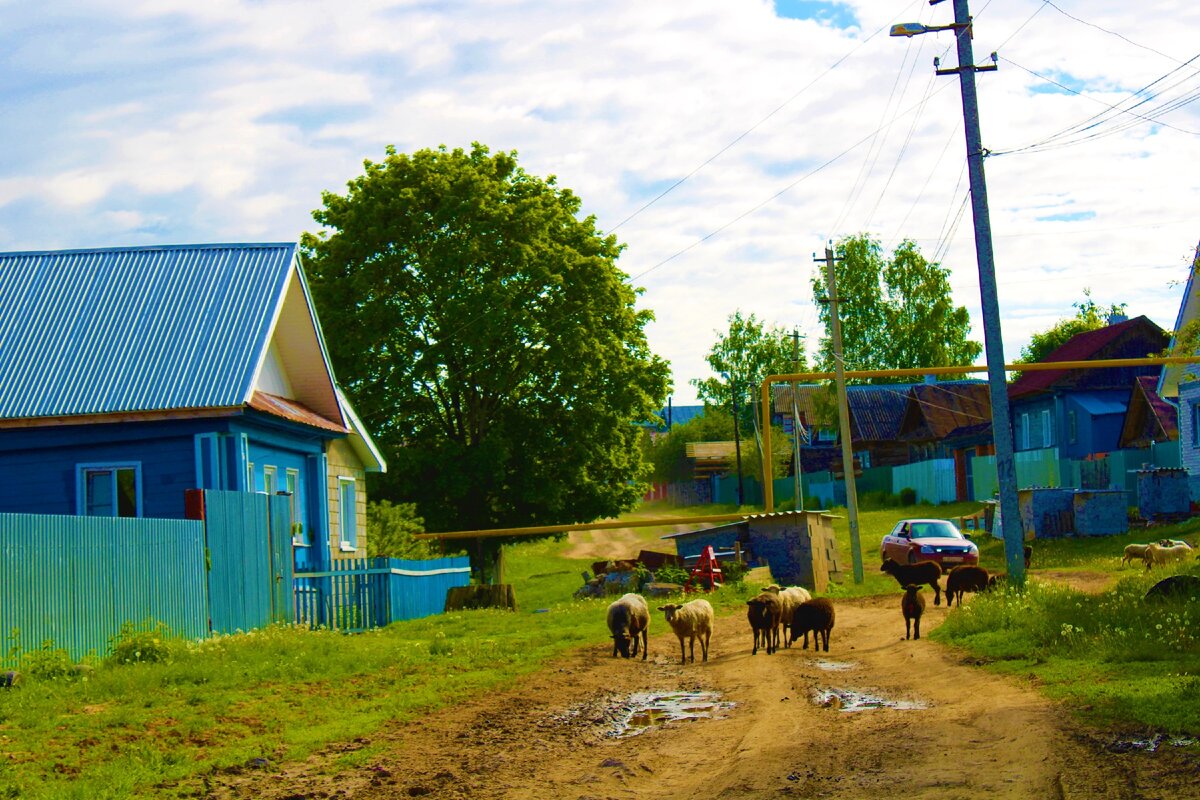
[4,0,1199,405]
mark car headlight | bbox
[919,545,934,554]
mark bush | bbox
[899,487,917,506]
[107,621,178,665]
[21,640,77,681]
[721,560,748,586]
[653,564,690,585]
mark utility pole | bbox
[790,327,805,512]
[731,378,745,506]
[932,0,1025,581]
[817,244,864,583]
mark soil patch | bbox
[201,595,1199,799]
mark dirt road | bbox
[207,594,1198,800]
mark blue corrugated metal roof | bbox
[0,243,295,419]
[1071,392,1128,416]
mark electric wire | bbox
[1042,0,1185,65]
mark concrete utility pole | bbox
[933,0,1025,581]
[791,327,805,512]
[817,244,864,584]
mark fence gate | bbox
[196,490,294,633]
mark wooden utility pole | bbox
[790,327,804,511]
[817,243,864,583]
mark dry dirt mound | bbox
[203,595,1199,800]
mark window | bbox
[286,469,304,545]
[262,465,277,495]
[1193,403,1200,447]
[1067,410,1077,444]
[77,463,140,517]
[1041,409,1052,448]
[1020,413,1030,449]
[338,477,358,551]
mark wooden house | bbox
[0,243,385,572]
[897,382,993,501]
[1008,315,1168,459]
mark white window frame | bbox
[76,462,143,518]
[262,465,278,495]
[338,476,358,552]
[286,468,305,546]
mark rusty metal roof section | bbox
[1119,376,1178,448]
[898,383,993,442]
[248,390,348,434]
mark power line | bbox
[1042,0,1186,65]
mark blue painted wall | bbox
[1180,381,1200,501]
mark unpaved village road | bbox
[208,593,1199,800]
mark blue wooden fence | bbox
[0,513,208,662]
[294,556,471,632]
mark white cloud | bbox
[4,0,1199,401]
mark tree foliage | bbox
[642,409,792,486]
[691,310,806,429]
[1018,290,1129,364]
[303,144,670,532]
[366,500,441,560]
[810,234,982,381]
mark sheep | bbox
[881,558,943,606]
[762,584,812,648]
[606,593,650,660]
[945,565,990,608]
[658,599,714,664]
[1143,542,1193,570]
[746,592,782,655]
[1024,544,1033,570]
[901,584,925,640]
[986,572,1008,591]
[1123,540,1188,568]
[790,597,835,652]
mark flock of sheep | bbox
[606,536,1198,662]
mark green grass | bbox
[3,503,1197,797]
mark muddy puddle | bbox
[813,687,927,712]
[1106,734,1198,753]
[613,691,735,737]
[813,660,857,671]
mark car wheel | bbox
[907,550,919,565]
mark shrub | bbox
[107,621,178,665]
[653,564,690,585]
[899,487,917,506]
[21,640,76,681]
[721,560,748,586]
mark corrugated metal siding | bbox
[0,243,295,420]
[0,513,207,662]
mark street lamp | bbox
[890,0,1027,582]
[721,372,746,506]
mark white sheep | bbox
[1143,542,1193,570]
[657,599,714,664]
[762,584,812,648]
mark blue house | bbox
[1007,315,1168,459]
[0,243,385,572]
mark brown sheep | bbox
[606,593,649,660]
[790,597,835,652]
[746,592,782,655]
[945,565,990,608]
[658,599,714,664]
[881,558,943,605]
[901,584,924,640]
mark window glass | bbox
[116,468,137,517]
[81,465,139,517]
[85,471,114,516]
[339,478,357,548]
[263,465,277,495]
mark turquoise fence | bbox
[892,458,956,504]
[0,513,208,663]
[295,555,471,632]
[971,444,1181,501]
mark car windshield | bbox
[907,521,964,540]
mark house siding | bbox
[1179,381,1200,501]
[327,438,367,559]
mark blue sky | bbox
[3,0,1199,403]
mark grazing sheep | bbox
[658,599,714,664]
[1024,544,1033,570]
[1143,542,1193,570]
[986,572,1008,591]
[746,592,782,655]
[881,558,943,606]
[901,584,925,640]
[762,584,812,648]
[1123,540,1187,567]
[945,565,990,608]
[790,597,835,652]
[606,593,650,660]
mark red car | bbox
[880,518,979,567]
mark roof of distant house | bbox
[1008,315,1167,400]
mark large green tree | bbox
[810,234,981,381]
[1018,290,1128,364]
[303,144,670,532]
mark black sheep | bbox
[881,558,943,605]
[790,597,835,652]
[945,565,990,608]
[746,592,782,655]
[901,584,925,640]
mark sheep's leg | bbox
[701,630,709,662]
[914,618,920,640]
[640,629,648,661]
[821,628,830,652]
[905,618,911,640]
[932,580,942,605]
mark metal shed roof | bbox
[0,243,294,419]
